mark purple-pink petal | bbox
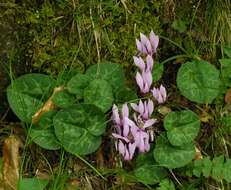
[140,33,149,45]
[146,55,153,71]
[136,39,143,53]
[136,72,144,91]
[128,142,136,160]
[122,103,129,118]
[112,104,121,125]
[143,119,157,129]
[118,140,126,156]
[147,99,154,116]
[112,133,130,143]
[149,30,159,52]
[133,56,145,71]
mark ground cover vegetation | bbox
[0,0,231,189]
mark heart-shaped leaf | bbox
[53,104,106,155]
[134,164,168,185]
[177,60,221,103]
[7,74,55,122]
[154,133,195,169]
[84,79,114,112]
[164,110,200,146]
[67,74,91,98]
[219,58,231,87]
[52,90,75,108]
[18,178,49,190]
[29,127,61,150]
[114,86,137,103]
[86,62,125,92]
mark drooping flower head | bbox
[136,30,159,56]
[134,55,153,94]
[151,84,167,104]
[111,104,137,160]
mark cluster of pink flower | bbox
[112,31,167,160]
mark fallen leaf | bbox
[32,86,64,124]
[194,146,203,160]
[2,135,22,190]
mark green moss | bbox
[5,0,161,74]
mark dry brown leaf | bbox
[225,88,231,104]
[194,146,203,160]
[32,86,64,124]
[2,136,22,190]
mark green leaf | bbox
[29,127,61,150]
[86,62,125,92]
[7,90,43,123]
[7,74,55,122]
[164,110,200,146]
[212,155,224,181]
[136,149,155,167]
[171,19,187,33]
[157,179,175,190]
[152,62,164,82]
[177,60,221,104]
[67,74,91,98]
[53,104,106,155]
[52,90,75,108]
[223,159,231,182]
[193,159,203,177]
[18,178,49,190]
[114,86,138,103]
[36,110,57,129]
[134,164,168,185]
[202,157,212,178]
[154,133,195,169]
[219,58,231,87]
[224,46,231,58]
[84,79,114,112]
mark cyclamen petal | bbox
[143,119,157,129]
[152,85,167,104]
[128,143,137,160]
[136,72,144,91]
[146,55,153,72]
[147,99,154,116]
[140,33,149,45]
[112,104,121,125]
[130,103,139,113]
[149,30,159,52]
[118,140,126,156]
[122,103,129,118]
[142,71,152,88]
[133,56,145,71]
[138,100,144,115]
[112,133,130,143]
[145,40,152,55]
[136,39,143,53]
[160,85,167,100]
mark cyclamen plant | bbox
[112,31,167,160]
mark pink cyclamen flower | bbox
[131,99,154,120]
[133,55,153,73]
[111,104,138,160]
[151,84,167,104]
[127,118,152,153]
[136,30,159,56]
[131,99,157,142]
[136,71,152,94]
